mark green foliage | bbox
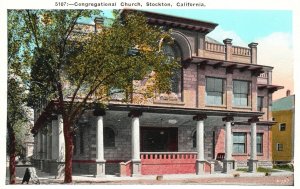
[7,10,32,156]
[273,164,294,172]
[9,10,180,182]
[257,167,274,173]
[68,11,179,105]
[236,168,248,172]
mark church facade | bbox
[31,10,283,177]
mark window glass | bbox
[233,132,246,153]
[233,80,249,106]
[206,77,224,105]
[80,127,84,154]
[104,127,115,148]
[162,44,181,97]
[257,96,263,111]
[279,123,286,131]
[257,133,263,153]
[277,143,283,151]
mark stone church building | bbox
[31,10,283,177]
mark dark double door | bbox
[141,127,178,152]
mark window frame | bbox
[162,44,182,100]
[257,96,264,111]
[205,77,225,106]
[233,80,251,107]
[233,132,247,154]
[104,127,116,148]
[257,133,263,154]
[79,127,84,155]
[279,123,286,131]
[277,143,283,151]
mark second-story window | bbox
[233,80,250,107]
[206,77,224,106]
[257,96,264,111]
[162,44,182,99]
[279,123,286,131]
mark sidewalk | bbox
[13,169,294,185]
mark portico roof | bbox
[107,103,264,118]
[257,84,284,93]
[186,56,273,73]
[31,101,265,134]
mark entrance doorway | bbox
[141,127,178,152]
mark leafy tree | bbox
[7,10,32,184]
[13,10,178,183]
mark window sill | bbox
[232,106,252,110]
[232,153,248,156]
[104,147,116,150]
[153,100,185,106]
[205,104,226,108]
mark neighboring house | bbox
[271,91,295,164]
[30,10,283,177]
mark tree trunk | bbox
[8,124,16,184]
[63,120,73,183]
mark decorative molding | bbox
[193,114,207,121]
[128,110,143,118]
[248,116,260,123]
[222,116,234,122]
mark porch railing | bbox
[140,152,197,175]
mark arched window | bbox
[162,44,182,98]
[104,127,115,148]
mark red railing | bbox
[140,152,197,175]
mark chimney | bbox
[94,17,104,32]
[286,89,291,97]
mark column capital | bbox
[51,114,58,120]
[223,38,233,45]
[222,116,234,122]
[248,42,258,48]
[248,116,259,123]
[93,108,106,116]
[193,114,207,121]
[128,110,142,118]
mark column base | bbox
[94,160,106,177]
[196,160,215,174]
[222,160,235,173]
[131,159,141,176]
[248,159,258,173]
[54,161,65,179]
[196,160,205,174]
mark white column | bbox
[196,120,205,161]
[93,109,106,177]
[225,121,232,160]
[57,115,65,161]
[132,116,140,161]
[51,119,56,160]
[37,131,42,159]
[96,116,104,161]
[47,124,52,160]
[43,133,47,159]
[250,122,257,160]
